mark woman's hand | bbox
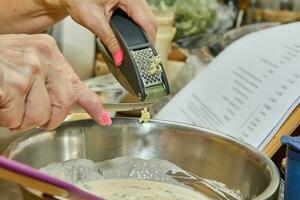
[0,34,111,132]
[0,0,157,66]
[61,0,158,66]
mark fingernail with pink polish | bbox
[101,110,112,126]
[113,49,123,67]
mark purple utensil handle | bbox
[0,156,104,200]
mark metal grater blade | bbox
[131,48,163,88]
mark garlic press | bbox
[96,9,170,101]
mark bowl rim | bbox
[3,117,280,200]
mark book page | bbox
[155,22,300,150]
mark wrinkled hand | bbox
[1,0,157,66]
[61,0,157,66]
[0,34,111,132]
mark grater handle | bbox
[96,38,114,64]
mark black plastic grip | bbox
[111,10,148,47]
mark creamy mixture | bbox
[40,157,242,200]
[79,179,211,200]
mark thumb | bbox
[74,80,112,126]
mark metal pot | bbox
[3,118,279,200]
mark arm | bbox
[0,0,67,34]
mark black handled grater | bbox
[96,9,170,101]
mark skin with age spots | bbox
[0,34,108,131]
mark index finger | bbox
[73,79,112,126]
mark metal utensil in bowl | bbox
[4,118,280,200]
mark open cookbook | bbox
[155,22,300,151]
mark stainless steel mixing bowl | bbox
[3,118,279,200]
